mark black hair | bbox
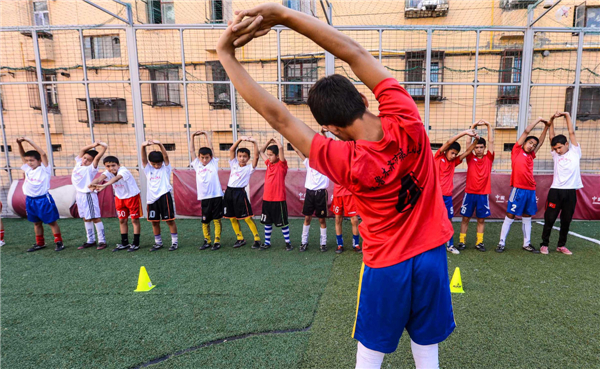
[267,145,279,156]
[525,136,540,146]
[24,150,41,161]
[551,134,568,147]
[84,149,99,158]
[103,156,120,165]
[307,74,366,127]
[148,151,164,163]
[449,142,461,153]
[477,137,487,147]
[198,147,213,157]
[237,148,250,157]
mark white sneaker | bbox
[446,245,460,255]
[0,240,5,247]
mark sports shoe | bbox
[495,244,505,253]
[150,244,163,252]
[353,245,362,254]
[54,241,65,252]
[97,242,108,250]
[128,245,140,252]
[335,245,344,254]
[299,243,308,252]
[540,246,549,255]
[169,243,178,251]
[522,244,540,254]
[446,246,460,255]
[199,239,211,250]
[251,241,261,249]
[320,244,327,252]
[259,243,271,251]
[78,242,96,250]
[0,240,5,247]
[233,239,246,248]
[285,243,294,251]
[456,242,466,251]
[556,246,573,255]
[211,242,221,251]
[475,243,486,252]
[113,243,130,252]
[27,244,46,252]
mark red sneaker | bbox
[540,246,549,255]
[556,247,573,255]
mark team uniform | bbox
[104,166,141,219]
[302,158,329,218]
[23,163,59,224]
[331,183,358,217]
[310,78,455,353]
[261,159,289,227]
[460,152,494,219]
[507,143,538,217]
[192,157,224,224]
[224,158,255,219]
[72,157,101,220]
[434,150,461,220]
[144,163,175,221]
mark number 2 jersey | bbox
[309,78,453,268]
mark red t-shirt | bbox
[309,78,453,268]
[465,151,495,195]
[434,149,462,197]
[510,143,536,190]
[333,183,352,197]
[263,159,288,201]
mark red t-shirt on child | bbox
[263,159,288,201]
[310,78,453,268]
[434,149,462,197]
[465,151,494,195]
[511,143,536,190]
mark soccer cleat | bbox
[128,245,140,252]
[446,246,460,255]
[97,242,108,250]
[335,245,344,254]
[556,246,573,255]
[495,244,505,253]
[353,245,363,254]
[169,243,178,251]
[522,244,540,254]
[78,242,96,250]
[456,242,466,251]
[475,243,486,252]
[251,241,261,249]
[299,243,308,252]
[540,246,549,254]
[199,239,211,250]
[211,242,221,251]
[285,243,293,251]
[150,244,163,252]
[233,239,246,248]
[54,241,65,252]
[259,243,271,251]
[320,244,327,252]
[27,244,46,252]
[113,243,130,252]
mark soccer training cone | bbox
[134,266,156,292]
[450,267,464,294]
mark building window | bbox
[147,0,175,24]
[77,98,127,124]
[283,0,315,14]
[504,143,514,152]
[205,61,231,110]
[565,87,600,121]
[404,0,449,18]
[404,51,444,101]
[0,87,5,111]
[26,69,60,113]
[162,143,176,151]
[219,143,233,151]
[283,58,317,105]
[209,0,224,23]
[499,0,537,10]
[84,36,121,60]
[574,4,600,28]
[33,0,49,26]
[143,67,181,107]
[51,144,62,152]
[498,50,522,104]
[430,143,443,151]
[0,145,12,153]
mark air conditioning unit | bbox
[404,0,449,19]
[496,104,519,128]
[499,0,538,10]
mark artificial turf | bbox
[2,218,599,368]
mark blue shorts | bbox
[352,245,456,353]
[443,195,454,219]
[507,187,537,217]
[26,194,60,224]
[460,193,491,219]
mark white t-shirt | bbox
[22,163,51,197]
[551,144,583,190]
[227,158,255,188]
[143,163,173,204]
[303,158,329,190]
[104,166,140,200]
[71,157,98,193]
[191,157,223,200]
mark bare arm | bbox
[95,174,123,192]
[474,120,494,154]
[563,112,578,147]
[78,142,99,159]
[230,137,244,161]
[548,112,558,142]
[534,122,551,154]
[16,139,27,164]
[154,140,170,166]
[439,130,476,154]
[140,141,149,168]
[259,138,274,162]
[205,131,215,154]
[246,137,260,168]
[21,137,49,166]
[292,144,306,161]
[190,131,200,160]
[517,118,547,146]
[93,142,107,169]
[459,134,480,161]
[275,138,286,162]
[89,173,108,190]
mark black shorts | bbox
[201,196,224,224]
[224,187,253,219]
[261,200,289,227]
[302,189,328,218]
[147,192,175,222]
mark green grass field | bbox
[2,218,599,368]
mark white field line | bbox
[536,221,600,245]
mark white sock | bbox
[499,216,514,246]
[171,233,178,244]
[356,342,385,369]
[94,222,105,243]
[85,222,95,243]
[411,340,439,369]
[302,224,310,245]
[320,227,327,246]
[522,217,532,246]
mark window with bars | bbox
[283,58,318,105]
[205,61,231,110]
[33,0,49,26]
[404,51,444,101]
[209,0,224,23]
[147,0,175,24]
[84,36,121,60]
[498,50,522,104]
[143,67,181,107]
[26,69,59,113]
[77,98,127,124]
[574,3,600,28]
[565,87,600,121]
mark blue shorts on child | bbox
[459,193,491,219]
[26,193,60,224]
[506,187,538,217]
[352,245,456,353]
[443,195,454,219]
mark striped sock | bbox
[264,225,272,245]
[282,226,290,244]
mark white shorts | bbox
[76,191,101,220]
